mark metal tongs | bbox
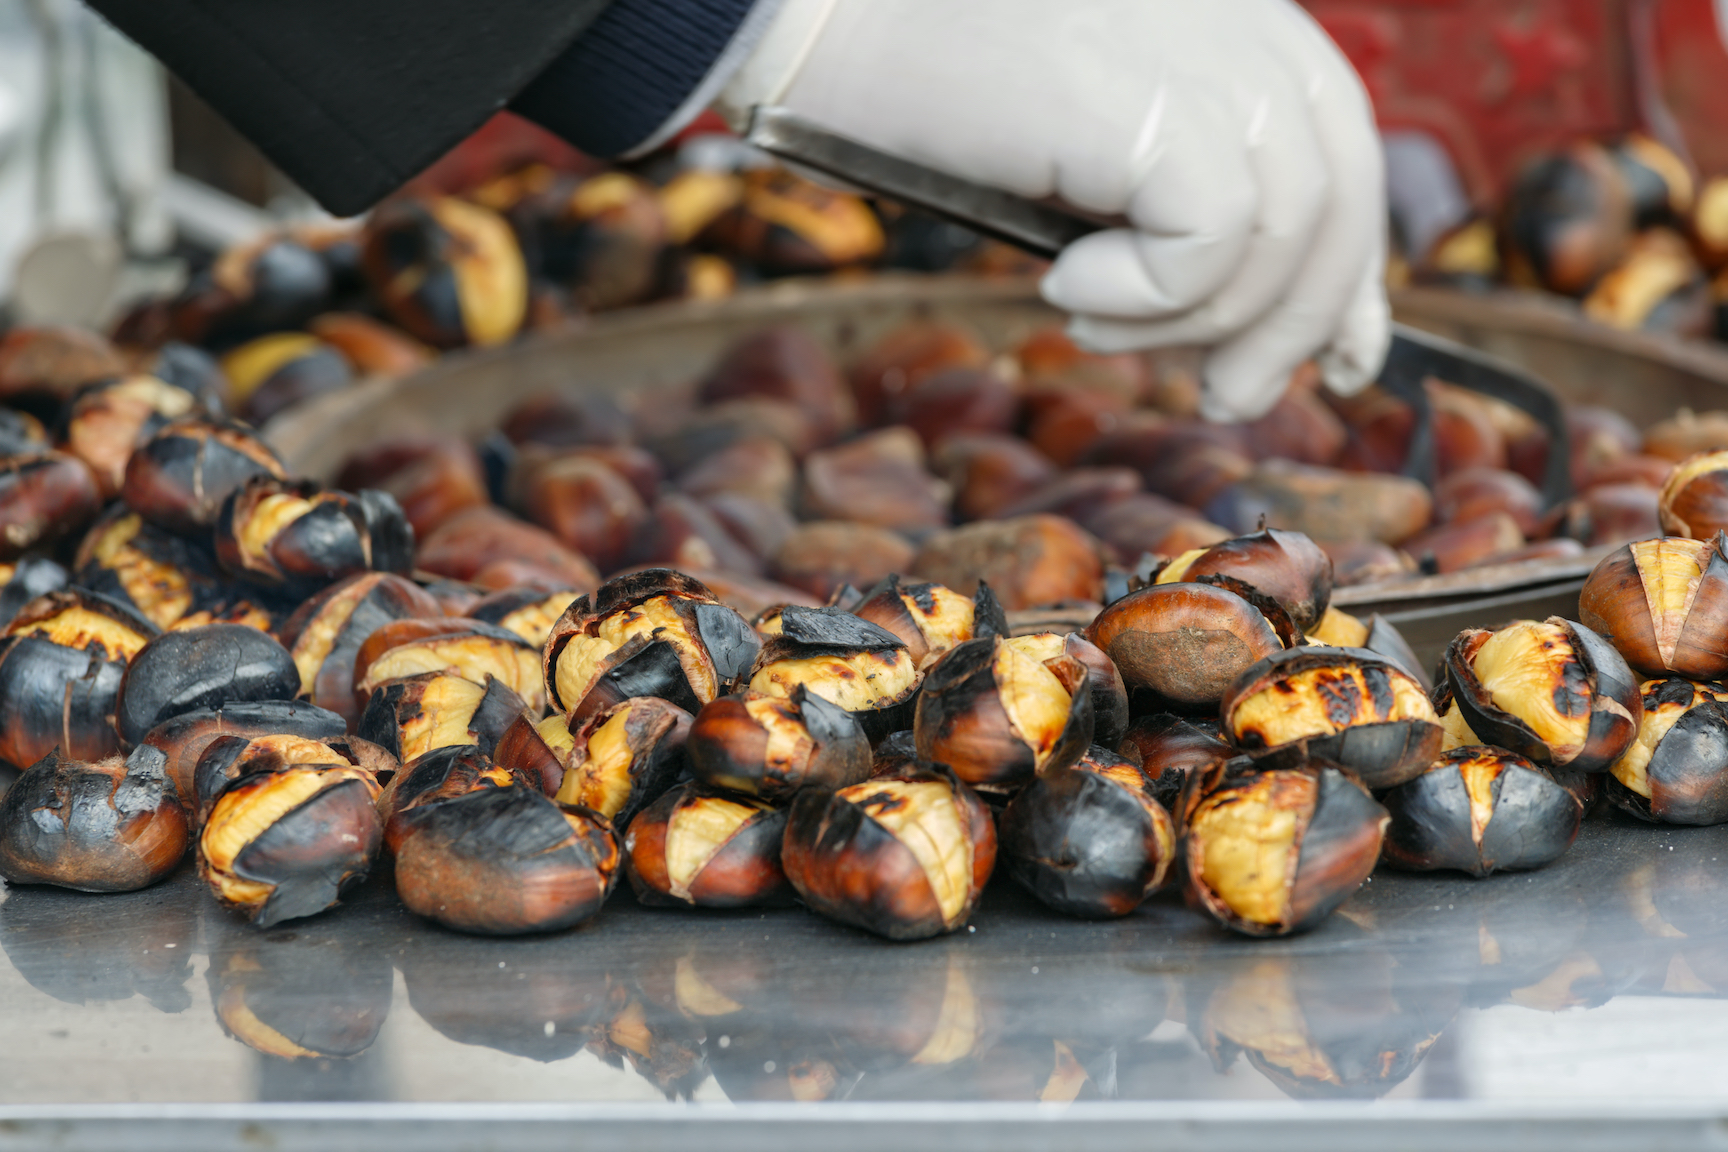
[746,106,1571,507]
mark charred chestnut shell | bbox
[114,623,301,747]
[356,671,527,765]
[1086,583,1284,712]
[73,506,233,631]
[394,786,619,935]
[1578,536,1728,680]
[1440,617,1641,774]
[624,782,789,908]
[276,571,443,727]
[192,731,391,827]
[998,745,1176,919]
[60,374,199,497]
[551,697,693,828]
[353,617,545,716]
[0,589,159,768]
[199,761,382,927]
[0,556,67,630]
[0,745,188,892]
[121,417,286,537]
[1221,647,1442,791]
[782,767,995,941]
[374,744,527,855]
[142,699,347,804]
[912,635,1092,793]
[851,575,979,665]
[1181,754,1388,938]
[543,569,759,718]
[747,606,922,743]
[360,197,527,350]
[468,584,582,648]
[1657,450,1728,540]
[686,685,871,802]
[1117,714,1231,813]
[1381,746,1582,876]
[0,450,103,561]
[1606,678,1728,825]
[215,476,412,595]
[1155,529,1333,635]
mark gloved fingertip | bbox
[1065,313,1167,356]
[1317,276,1391,397]
[1198,354,1288,423]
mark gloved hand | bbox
[718,0,1388,421]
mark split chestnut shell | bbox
[747,606,923,742]
[276,571,443,727]
[1606,678,1728,824]
[214,476,412,595]
[623,782,789,908]
[1155,528,1333,634]
[353,617,545,716]
[1381,746,1582,876]
[550,697,693,828]
[122,417,286,537]
[850,574,978,665]
[686,685,871,802]
[355,671,526,765]
[374,744,527,855]
[1578,536,1728,680]
[1085,582,1284,712]
[142,699,347,805]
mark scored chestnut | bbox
[551,697,693,828]
[1656,450,1728,539]
[912,635,1092,794]
[1181,753,1388,938]
[0,745,188,893]
[1085,582,1284,713]
[1154,528,1333,635]
[276,571,443,726]
[353,617,545,716]
[73,506,229,630]
[1578,535,1728,680]
[1439,617,1641,774]
[114,623,301,747]
[623,782,789,908]
[1606,678,1728,825]
[996,630,1129,750]
[468,583,583,648]
[394,786,619,935]
[998,746,1176,919]
[192,732,392,827]
[747,606,922,742]
[199,760,382,927]
[374,744,527,855]
[122,417,286,537]
[686,685,871,802]
[60,374,199,497]
[142,699,347,804]
[1220,647,1442,791]
[356,671,528,764]
[782,766,995,941]
[214,476,412,595]
[1381,746,1582,876]
[361,197,527,349]
[851,574,978,666]
[544,569,759,718]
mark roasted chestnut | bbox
[356,671,528,765]
[394,786,619,935]
[623,782,789,908]
[59,374,199,497]
[1085,582,1284,712]
[336,435,489,539]
[0,745,188,892]
[851,574,980,666]
[360,197,527,349]
[848,319,990,429]
[1181,754,1387,938]
[190,731,388,826]
[697,326,853,445]
[214,477,412,594]
[912,515,1106,611]
[514,451,648,574]
[747,606,923,742]
[1154,529,1332,635]
[912,635,1092,794]
[1606,678,1728,825]
[1439,618,1641,774]
[114,623,300,747]
[1381,746,1583,876]
[1116,714,1230,812]
[73,506,229,630]
[1579,535,1728,679]
[1220,647,1441,791]
[122,417,287,537]
[199,760,381,926]
[221,332,353,423]
[543,569,759,718]
[0,589,159,768]
[686,685,871,802]
[466,583,582,648]
[0,556,66,630]
[353,618,545,716]
[373,744,526,855]
[1207,461,1432,547]
[800,427,949,534]
[276,571,443,726]
[1658,450,1728,539]
[0,450,102,560]
[416,505,600,591]
[998,746,1175,918]
[551,697,693,828]
[142,700,347,804]
[998,630,1130,750]
[782,767,995,941]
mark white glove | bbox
[718,0,1389,421]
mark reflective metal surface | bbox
[4,815,1728,1148]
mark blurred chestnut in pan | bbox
[1435,467,1544,536]
[999,746,1175,919]
[996,467,1141,522]
[1579,535,1728,679]
[1439,618,1640,774]
[1381,746,1582,876]
[122,417,286,537]
[361,197,527,349]
[1207,462,1432,547]
[698,326,853,444]
[354,617,545,716]
[997,630,1128,750]
[687,685,871,802]
[782,766,995,941]
[0,451,102,561]
[0,745,188,892]
[848,319,989,429]
[631,491,763,575]
[1086,582,1283,712]
[220,332,352,423]
[1117,714,1230,812]
[1606,678,1728,825]
[677,435,797,507]
[416,505,600,591]
[1182,753,1387,938]
[467,583,581,649]
[624,782,789,908]
[1322,540,1416,588]
[0,408,47,457]
[1399,513,1525,575]
[898,367,1019,449]
[1548,482,1661,549]
[552,697,692,827]
[1221,647,1441,791]
[913,515,1105,611]
[142,700,346,804]
[395,786,619,935]
[0,325,126,414]
[515,452,648,575]
[801,428,949,534]
[114,623,300,747]
[59,375,199,497]
[0,589,158,768]
[199,760,381,927]
[1502,141,1633,296]
[544,569,758,719]
[1657,450,1728,539]
[748,606,922,742]
[374,744,527,855]
[913,635,1091,794]
[1154,528,1332,634]
[769,520,915,603]
[357,671,528,766]
[276,571,443,726]
[852,574,980,666]
[534,171,669,311]
[932,433,1057,522]
[214,477,412,595]
[309,311,434,380]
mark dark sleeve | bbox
[85,0,768,216]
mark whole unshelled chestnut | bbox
[1606,678,1728,825]
[623,782,789,908]
[115,623,301,747]
[686,686,871,802]
[1380,746,1582,876]
[1579,535,1728,680]
[1155,528,1332,635]
[1085,582,1284,712]
[912,514,1106,611]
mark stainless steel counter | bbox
[4,814,1728,1150]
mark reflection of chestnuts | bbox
[624,782,788,908]
[1606,678,1728,825]
[276,571,443,726]
[748,606,922,742]
[783,767,995,941]
[999,746,1175,919]
[0,745,188,892]
[1182,754,1387,938]
[122,417,286,537]
[115,623,301,747]
[1439,618,1641,774]
[551,697,693,827]
[1086,582,1284,712]
[395,786,619,935]
[1155,528,1332,635]
[356,671,527,764]
[375,744,526,855]
[1579,535,1728,679]
[214,477,412,595]
[354,618,545,716]
[1221,647,1442,791]
[142,699,346,804]
[686,685,870,802]
[1381,746,1582,876]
